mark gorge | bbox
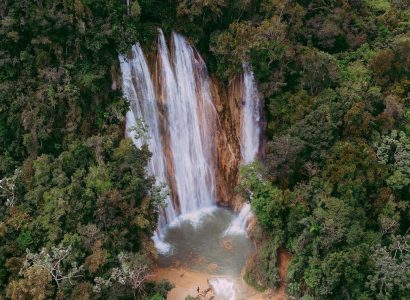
[2,1,408,299]
[119,30,262,299]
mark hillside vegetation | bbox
[1,0,409,299]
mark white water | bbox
[167,206,217,229]
[158,30,217,215]
[120,44,177,227]
[151,232,172,254]
[224,203,252,236]
[223,65,260,238]
[241,64,261,164]
[121,31,219,252]
[119,44,174,253]
[121,32,261,255]
[209,278,237,300]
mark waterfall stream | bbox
[120,31,261,299]
[224,65,261,237]
[120,31,220,252]
[119,45,176,227]
[120,32,261,233]
[158,31,217,218]
[241,64,261,164]
[224,203,252,236]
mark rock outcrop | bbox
[212,76,244,209]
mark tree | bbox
[322,140,386,203]
[210,16,286,80]
[239,162,287,237]
[22,245,84,288]
[289,99,342,163]
[376,130,410,193]
[367,235,410,299]
[265,136,304,186]
[177,0,226,20]
[126,0,141,17]
[94,252,150,299]
[7,266,53,300]
[267,90,315,135]
[0,168,19,208]
[298,47,339,95]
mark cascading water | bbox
[209,278,237,300]
[120,32,259,299]
[224,65,261,238]
[119,44,175,253]
[121,31,218,251]
[224,203,252,236]
[241,64,261,164]
[158,30,217,219]
[120,45,176,225]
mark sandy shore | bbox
[149,267,210,299]
[149,266,287,300]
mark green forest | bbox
[0,0,409,299]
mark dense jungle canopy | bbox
[0,0,409,299]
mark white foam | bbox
[168,205,217,228]
[241,64,261,164]
[158,31,217,216]
[224,203,252,236]
[152,231,172,255]
[209,277,237,300]
[153,206,218,255]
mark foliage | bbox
[0,129,170,298]
[94,252,150,298]
[6,266,53,300]
[230,1,410,299]
[1,0,410,299]
[376,130,410,193]
[367,234,410,299]
[22,245,84,288]
[0,1,177,298]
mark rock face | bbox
[212,68,265,209]
[212,76,244,209]
[121,32,264,224]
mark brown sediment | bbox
[219,238,234,251]
[207,263,219,273]
[149,267,211,300]
[276,248,292,299]
[111,61,121,91]
[247,248,291,300]
[119,121,126,140]
[149,266,286,300]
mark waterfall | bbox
[241,65,261,164]
[209,278,237,300]
[120,30,219,253]
[120,31,262,254]
[120,44,177,226]
[158,30,217,219]
[120,44,177,253]
[224,203,252,236]
[223,65,261,237]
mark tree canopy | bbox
[1,0,409,299]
